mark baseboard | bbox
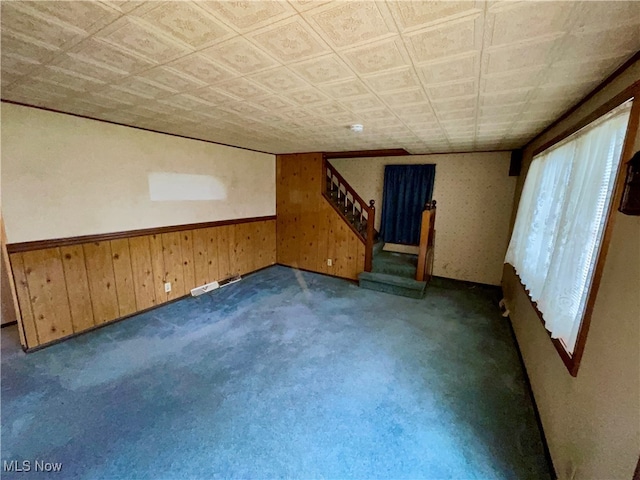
[23,264,276,353]
[504,312,558,480]
[275,263,358,284]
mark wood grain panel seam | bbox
[58,246,78,334]
[81,241,97,329]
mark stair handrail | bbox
[322,158,376,272]
[416,200,437,282]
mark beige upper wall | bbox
[503,60,640,479]
[331,152,515,286]
[1,103,276,243]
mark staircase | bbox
[323,159,376,271]
[323,158,437,299]
[359,201,437,299]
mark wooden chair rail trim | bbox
[321,193,366,245]
[7,215,277,253]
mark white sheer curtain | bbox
[505,102,631,353]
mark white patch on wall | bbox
[148,173,227,201]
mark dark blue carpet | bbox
[1,265,550,479]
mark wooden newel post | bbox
[364,199,375,272]
[416,199,437,282]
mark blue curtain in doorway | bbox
[380,164,435,245]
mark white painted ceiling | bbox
[2,1,639,154]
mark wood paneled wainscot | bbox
[9,217,276,350]
[277,153,365,280]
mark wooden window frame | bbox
[515,78,640,377]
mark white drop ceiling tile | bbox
[0,31,59,65]
[157,94,215,111]
[250,16,331,64]
[0,3,85,49]
[427,78,477,99]
[440,117,475,128]
[405,15,481,64]
[76,93,135,111]
[340,95,386,112]
[214,77,272,100]
[432,95,477,111]
[489,1,573,46]
[398,102,436,117]
[380,88,429,106]
[200,1,296,32]
[46,98,108,117]
[485,37,558,75]
[1,51,41,76]
[572,1,640,35]
[220,102,269,117]
[482,67,544,93]
[101,1,144,14]
[188,86,240,106]
[289,54,355,84]
[199,37,279,75]
[136,66,208,92]
[559,25,640,65]
[2,0,638,154]
[342,37,409,75]
[480,89,531,106]
[418,52,478,85]
[305,2,396,49]
[95,17,191,64]
[1,71,23,90]
[134,2,234,49]
[438,108,476,121]
[388,1,481,32]
[549,55,628,85]
[363,67,421,92]
[319,78,372,99]
[252,95,298,111]
[50,54,130,83]
[34,65,107,93]
[64,38,156,76]
[91,87,148,107]
[288,1,332,13]
[248,66,310,92]
[481,104,525,117]
[113,76,176,99]
[13,1,122,34]
[531,83,592,104]
[283,87,332,106]
[165,54,237,86]
[4,81,69,102]
[303,102,345,117]
[330,113,362,125]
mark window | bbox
[505,101,632,368]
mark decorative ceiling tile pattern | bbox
[1,1,639,154]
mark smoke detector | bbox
[350,124,364,133]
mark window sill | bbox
[506,263,579,376]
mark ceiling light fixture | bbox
[350,124,363,133]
